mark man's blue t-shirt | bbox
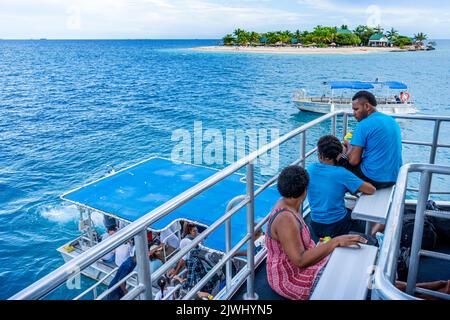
[351,112,403,183]
[307,163,364,224]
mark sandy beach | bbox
[192,46,407,55]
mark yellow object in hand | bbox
[344,132,353,141]
[319,236,331,243]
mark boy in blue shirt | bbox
[308,135,376,238]
[339,90,403,189]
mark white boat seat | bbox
[310,244,378,300]
[351,186,395,225]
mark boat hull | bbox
[57,237,120,286]
[294,100,417,115]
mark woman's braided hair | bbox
[317,135,343,164]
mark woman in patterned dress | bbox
[266,165,367,299]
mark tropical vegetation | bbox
[222,25,431,49]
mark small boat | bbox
[293,80,417,114]
[55,157,280,299]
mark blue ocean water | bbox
[1,39,449,299]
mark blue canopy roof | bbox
[381,81,408,89]
[328,81,407,90]
[329,81,375,90]
[61,157,280,252]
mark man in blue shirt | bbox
[340,91,403,189]
[308,135,375,238]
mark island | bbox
[193,25,436,55]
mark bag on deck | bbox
[400,212,437,250]
[426,200,450,241]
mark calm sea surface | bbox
[1,39,449,299]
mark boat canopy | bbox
[61,157,280,252]
[329,81,374,90]
[328,81,407,90]
[381,81,408,89]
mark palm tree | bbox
[340,24,348,30]
[294,29,302,41]
[386,28,399,41]
[233,28,251,46]
[281,30,294,44]
[249,31,260,45]
[233,28,244,38]
[414,32,427,45]
[373,24,384,34]
[222,34,235,46]
[353,25,373,45]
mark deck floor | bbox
[231,217,450,300]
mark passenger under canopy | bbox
[61,157,280,252]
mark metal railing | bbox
[10,111,341,300]
[374,163,450,300]
[10,111,450,300]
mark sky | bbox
[0,0,449,39]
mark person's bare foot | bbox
[442,280,450,294]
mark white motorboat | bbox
[293,80,417,114]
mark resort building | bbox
[336,28,352,35]
[368,34,390,47]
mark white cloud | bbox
[0,0,449,38]
[0,0,312,38]
[297,0,450,37]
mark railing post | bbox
[225,216,232,292]
[225,195,246,292]
[87,209,95,247]
[300,131,306,168]
[332,115,337,137]
[244,162,258,300]
[343,113,348,138]
[406,170,432,295]
[134,230,152,300]
[429,120,441,164]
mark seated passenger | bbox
[339,90,403,189]
[308,135,375,238]
[101,225,118,264]
[103,215,117,230]
[148,244,164,272]
[266,165,367,300]
[173,247,223,296]
[168,222,199,277]
[154,276,176,300]
[115,240,133,267]
[107,248,136,300]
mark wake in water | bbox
[39,204,104,227]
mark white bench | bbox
[310,244,378,300]
[352,186,395,226]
